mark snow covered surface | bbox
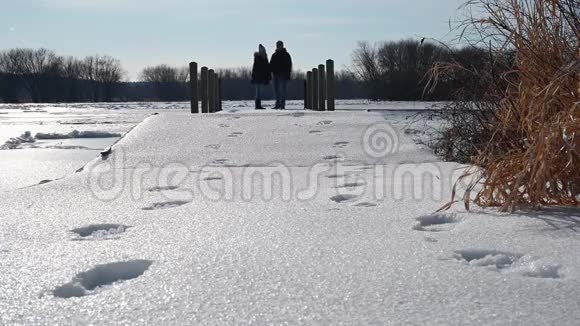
[0,104,578,325]
[0,101,434,191]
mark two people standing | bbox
[251,41,292,110]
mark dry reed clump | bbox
[432,0,579,212]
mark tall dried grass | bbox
[430,0,579,212]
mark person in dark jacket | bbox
[251,44,271,110]
[270,40,292,109]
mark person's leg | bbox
[280,79,288,109]
[255,84,260,109]
[257,84,267,109]
[257,84,268,110]
[273,77,281,109]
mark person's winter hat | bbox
[258,44,266,55]
[276,40,284,48]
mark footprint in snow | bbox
[218,124,229,128]
[71,224,130,241]
[228,132,244,138]
[326,174,345,179]
[203,176,223,181]
[323,155,342,161]
[352,202,377,208]
[330,194,358,203]
[413,213,459,232]
[309,130,323,134]
[333,141,349,149]
[212,159,229,165]
[142,200,191,211]
[317,120,333,126]
[205,144,221,150]
[335,181,365,189]
[148,186,180,192]
[52,260,153,298]
[452,249,562,279]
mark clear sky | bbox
[1,0,465,80]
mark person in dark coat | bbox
[251,44,271,110]
[270,40,292,109]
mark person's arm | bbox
[251,56,258,82]
[286,53,293,79]
[269,54,277,74]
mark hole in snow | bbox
[317,120,333,126]
[52,260,153,299]
[326,174,345,179]
[413,213,459,232]
[453,249,562,279]
[203,176,223,181]
[71,224,129,240]
[228,132,244,138]
[323,155,342,161]
[333,141,349,148]
[148,186,179,192]
[335,181,365,188]
[205,144,221,150]
[330,194,358,203]
[142,200,191,211]
[454,249,523,269]
[353,202,377,208]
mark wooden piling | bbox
[189,62,198,113]
[214,74,220,112]
[201,67,209,113]
[318,64,326,111]
[217,77,222,112]
[326,59,335,111]
[303,79,307,109]
[312,68,319,111]
[306,71,313,110]
[208,69,215,113]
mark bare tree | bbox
[0,48,64,102]
[96,56,124,101]
[352,41,382,100]
[82,55,124,101]
[140,64,188,100]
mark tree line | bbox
[351,39,494,101]
[0,41,491,103]
[0,48,123,102]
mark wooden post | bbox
[217,78,222,112]
[306,71,313,110]
[318,64,326,111]
[326,59,335,111]
[303,79,307,109]
[189,62,198,113]
[208,69,215,113]
[214,74,220,112]
[312,68,319,111]
[201,67,208,113]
